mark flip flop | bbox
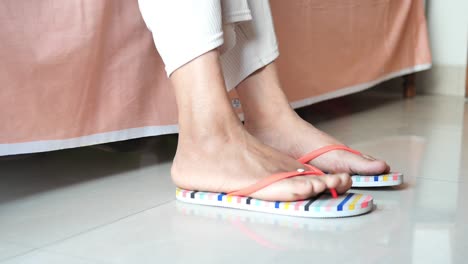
[297,145,404,187]
[175,165,373,218]
[176,199,388,232]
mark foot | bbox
[169,51,350,202]
[234,63,389,176]
[245,112,391,176]
[171,124,352,202]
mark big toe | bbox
[348,153,390,175]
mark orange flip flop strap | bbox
[297,145,361,164]
[228,164,338,198]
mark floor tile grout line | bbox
[0,198,175,263]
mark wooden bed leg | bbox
[403,73,416,98]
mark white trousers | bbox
[137,0,279,90]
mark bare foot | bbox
[245,112,390,176]
[235,63,390,176]
[169,51,351,202]
[171,123,352,202]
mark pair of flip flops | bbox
[176,145,403,218]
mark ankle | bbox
[178,116,245,147]
[172,120,246,186]
[244,106,298,132]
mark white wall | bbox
[418,0,468,96]
[427,0,468,66]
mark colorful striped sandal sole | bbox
[176,188,373,218]
[351,172,403,187]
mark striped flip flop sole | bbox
[176,188,373,218]
[351,172,403,187]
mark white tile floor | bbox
[1,92,467,264]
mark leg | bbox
[170,50,352,201]
[236,62,390,175]
[138,0,351,200]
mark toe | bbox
[320,173,342,189]
[285,176,327,201]
[290,177,318,200]
[251,176,322,202]
[306,177,327,196]
[334,173,352,194]
[318,173,352,194]
[349,153,389,175]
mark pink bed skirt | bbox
[0,0,431,155]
